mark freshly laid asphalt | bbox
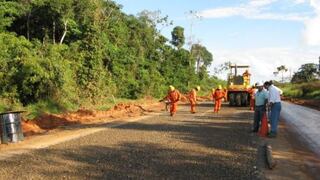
[0,103,260,179]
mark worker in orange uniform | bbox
[243,70,251,86]
[188,86,200,114]
[248,85,257,111]
[212,85,225,113]
[160,85,181,116]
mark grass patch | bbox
[25,100,66,119]
[278,80,320,99]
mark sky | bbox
[113,0,320,83]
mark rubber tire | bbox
[241,93,248,106]
[236,93,242,106]
[229,93,235,106]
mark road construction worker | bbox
[160,85,181,116]
[212,85,225,113]
[188,86,200,114]
[248,85,257,111]
[243,70,251,85]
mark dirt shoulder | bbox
[0,111,163,160]
[259,120,320,180]
[21,98,164,137]
[1,98,167,155]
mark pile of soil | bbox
[21,100,162,137]
[21,120,45,136]
[198,96,212,102]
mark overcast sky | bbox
[114,0,320,83]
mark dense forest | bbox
[0,0,224,113]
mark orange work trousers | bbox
[250,99,255,111]
[170,103,178,116]
[190,100,196,113]
[214,100,222,112]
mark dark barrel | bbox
[0,111,24,144]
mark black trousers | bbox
[253,105,266,132]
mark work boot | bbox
[268,132,277,138]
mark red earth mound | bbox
[21,100,162,137]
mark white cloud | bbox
[199,0,320,46]
[200,7,247,19]
[304,16,320,45]
[209,47,320,83]
[303,0,320,46]
[248,0,278,7]
[293,0,307,4]
[199,0,309,22]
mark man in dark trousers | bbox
[252,82,268,133]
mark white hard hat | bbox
[256,81,264,87]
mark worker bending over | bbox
[160,85,181,116]
[188,86,200,114]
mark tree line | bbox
[275,63,320,83]
[0,0,223,111]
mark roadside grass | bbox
[278,81,320,99]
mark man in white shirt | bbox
[264,81,282,138]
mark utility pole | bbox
[185,10,202,74]
[185,10,202,50]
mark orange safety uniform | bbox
[164,90,181,116]
[212,89,225,112]
[248,88,256,111]
[188,89,197,113]
[243,70,251,85]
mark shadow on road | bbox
[0,103,260,179]
[0,141,257,179]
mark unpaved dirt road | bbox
[0,103,260,179]
[0,102,319,179]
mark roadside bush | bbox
[279,81,320,99]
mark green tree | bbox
[0,0,223,112]
[171,26,185,49]
[191,44,213,73]
[0,1,21,32]
[277,65,288,83]
[291,63,318,83]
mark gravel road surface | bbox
[0,103,260,179]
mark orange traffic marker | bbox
[258,112,269,137]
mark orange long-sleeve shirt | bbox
[212,89,225,100]
[165,90,181,103]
